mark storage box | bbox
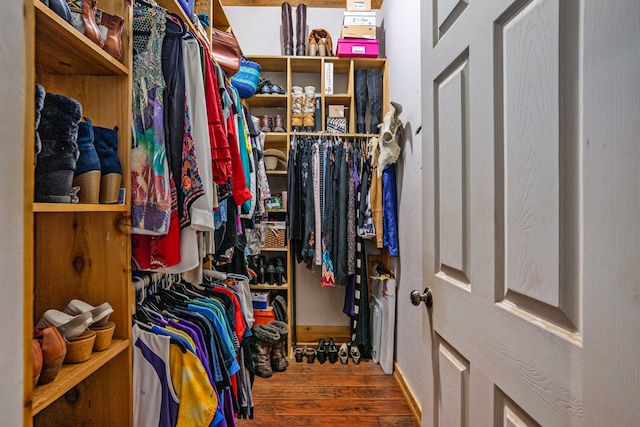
[341,25,376,40]
[327,117,348,133]
[254,308,276,326]
[252,291,270,310]
[324,62,334,94]
[262,221,286,248]
[343,11,377,26]
[347,0,371,12]
[328,105,345,118]
[336,38,379,58]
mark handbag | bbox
[211,28,241,77]
[231,56,262,98]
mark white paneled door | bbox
[420,0,640,426]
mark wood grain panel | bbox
[335,386,406,399]
[221,0,383,8]
[258,398,412,416]
[501,0,560,307]
[251,385,337,399]
[437,337,469,427]
[495,387,541,427]
[436,59,468,277]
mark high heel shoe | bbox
[257,255,267,284]
[64,299,113,327]
[350,343,362,364]
[338,343,349,364]
[266,259,276,285]
[327,338,338,364]
[274,257,286,285]
[36,309,94,340]
[316,338,327,364]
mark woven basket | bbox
[263,221,286,248]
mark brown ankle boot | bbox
[82,0,104,47]
[101,11,124,60]
[35,326,67,385]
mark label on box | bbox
[346,0,371,11]
[343,14,376,26]
[328,105,345,117]
[341,25,377,40]
[351,46,366,54]
[324,62,334,94]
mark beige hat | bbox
[264,148,287,161]
[263,149,288,170]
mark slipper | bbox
[64,299,113,327]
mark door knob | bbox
[411,288,433,308]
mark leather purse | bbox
[211,28,241,77]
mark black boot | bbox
[257,255,267,284]
[281,2,293,56]
[354,69,367,134]
[34,84,46,164]
[367,69,383,134]
[36,92,82,203]
[295,3,307,56]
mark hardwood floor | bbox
[237,358,420,426]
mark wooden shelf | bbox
[33,203,128,213]
[325,94,352,106]
[267,209,287,213]
[156,0,198,35]
[266,170,288,176]
[247,94,288,108]
[261,247,288,252]
[246,55,289,72]
[264,132,290,144]
[32,339,129,416]
[250,283,289,290]
[34,2,128,76]
[290,57,323,73]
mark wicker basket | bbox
[263,221,286,248]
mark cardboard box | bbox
[336,38,379,58]
[251,291,270,310]
[328,105,345,118]
[343,11,377,26]
[346,0,371,12]
[341,25,377,40]
[324,62,334,94]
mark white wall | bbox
[380,0,424,409]
[0,1,26,425]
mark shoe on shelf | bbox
[34,326,67,385]
[316,337,327,364]
[260,115,273,132]
[257,255,267,284]
[350,342,362,364]
[305,347,317,363]
[274,257,286,285]
[266,259,277,285]
[273,115,286,133]
[64,299,113,327]
[32,339,43,387]
[258,79,272,94]
[327,338,338,364]
[36,309,94,340]
[338,343,349,365]
[270,83,286,95]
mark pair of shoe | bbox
[316,338,339,364]
[36,299,113,341]
[260,115,286,133]
[338,342,362,365]
[266,257,286,285]
[257,79,286,95]
[35,86,123,204]
[64,0,125,59]
[293,346,318,363]
[33,326,66,386]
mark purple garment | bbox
[343,274,356,316]
[382,164,399,256]
[168,318,213,385]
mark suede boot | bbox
[92,124,122,204]
[250,324,280,378]
[303,86,316,132]
[295,4,307,56]
[291,86,304,132]
[268,320,289,372]
[34,84,46,164]
[100,11,124,60]
[73,118,101,203]
[354,69,367,133]
[367,69,383,134]
[35,92,82,203]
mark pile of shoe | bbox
[293,339,361,365]
[257,79,286,95]
[33,299,115,386]
[259,115,286,134]
[249,320,289,378]
[291,85,316,132]
[41,0,125,60]
[35,85,123,204]
[249,255,287,286]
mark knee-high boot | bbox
[281,2,293,56]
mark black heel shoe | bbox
[266,259,276,285]
[257,255,267,284]
[274,257,285,285]
[248,256,258,285]
[327,338,338,364]
[316,338,327,364]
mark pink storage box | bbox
[336,38,379,58]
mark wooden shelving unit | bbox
[24,0,133,425]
